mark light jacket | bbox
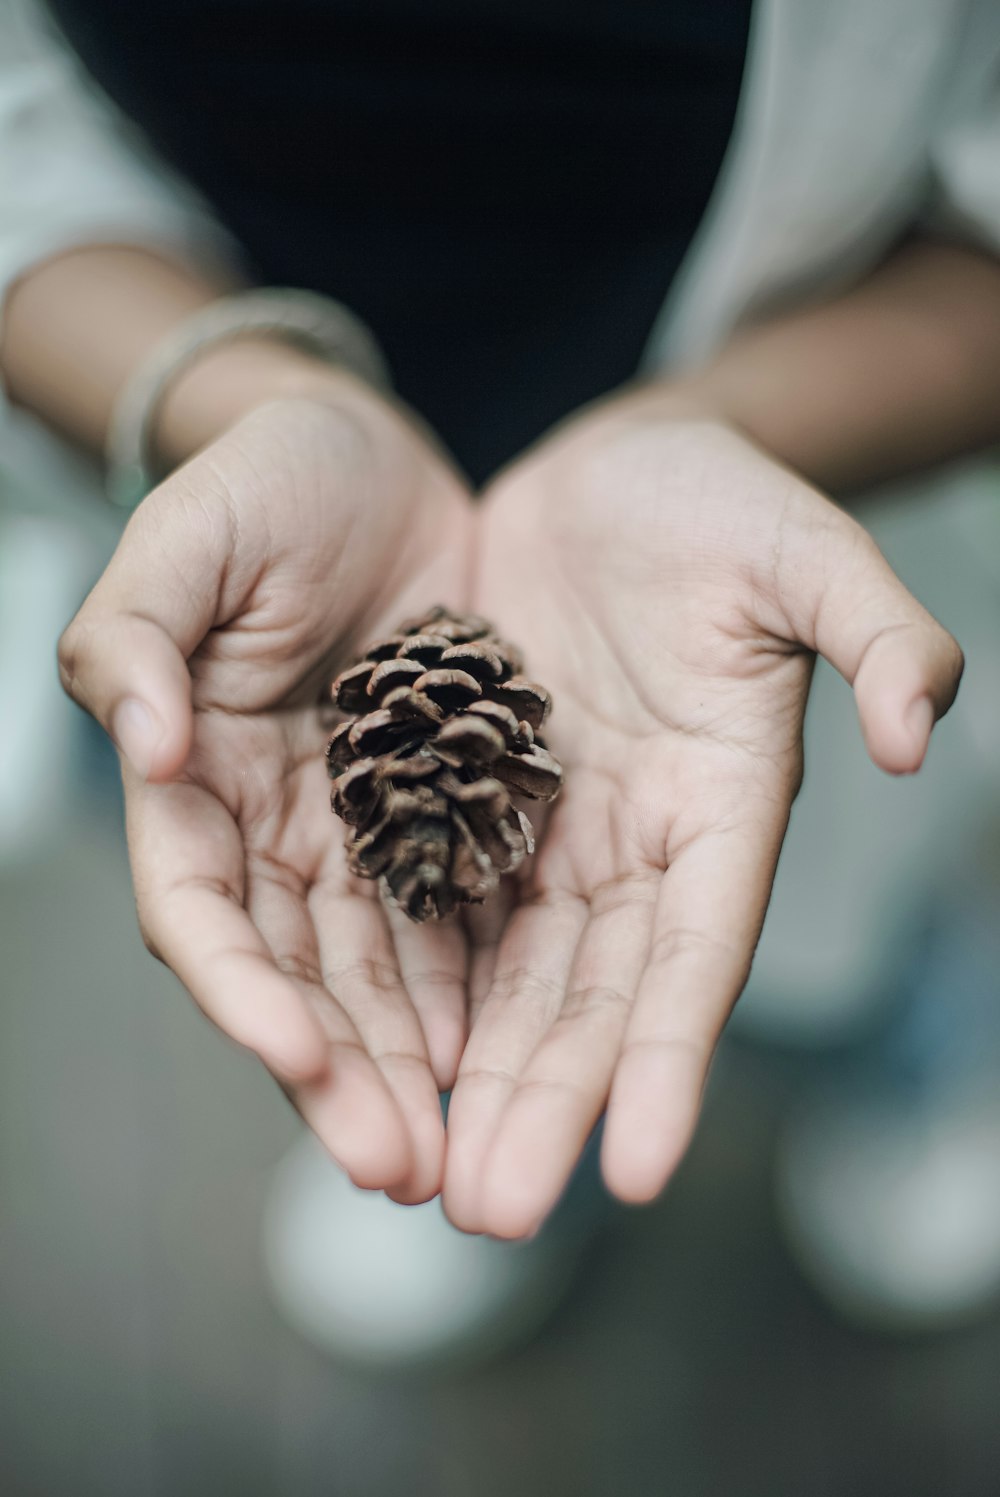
[651,0,1000,368]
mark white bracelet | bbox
[105,288,391,508]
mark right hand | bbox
[59,377,474,1202]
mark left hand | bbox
[443,388,963,1237]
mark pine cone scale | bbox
[367,658,425,698]
[493,680,551,730]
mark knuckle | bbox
[56,617,90,702]
[486,966,564,1015]
[557,983,631,1024]
[276,953,323,987]
[324,957,404,998]
[133,883,168,964]
[136,913,164,964]
[648,924,738,970]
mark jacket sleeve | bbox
[0,0,240,347]
[922,0,1000,255]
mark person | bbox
[2,0,998,1351]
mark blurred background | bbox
[2,436,999,1495]
[4,0,1000,1487]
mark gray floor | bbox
[3,784,1000,1497]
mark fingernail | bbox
[111,697,163,778]
[904,694,934,748]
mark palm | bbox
[444,410,959,1236]
[111,395,475,1200]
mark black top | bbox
[51,0,751,481]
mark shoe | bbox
[774,882,1000,1332]
[263,1130,604,1369]
[776,1082,1000,1331]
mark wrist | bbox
[628,367,745,432]
[154,337,377,468]
[604,368,798,474]
[566,373,739,454]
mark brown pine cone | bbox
[326,605,562,923]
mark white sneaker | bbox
[776,1082,1000,1331]
[263,1132,592,1368]
[773,853,1000,1333]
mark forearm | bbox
[672,238,1000,493]
[0,244,354,467]
[2,245,226,450]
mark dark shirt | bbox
[51,0,750,481]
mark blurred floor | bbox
[3,783,1000,1497]
[2,442,1000,1497]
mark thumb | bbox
[787,511,964,775]
[58,485,229,781]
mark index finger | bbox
[601,809,787,1204]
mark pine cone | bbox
[326,605,562,923]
